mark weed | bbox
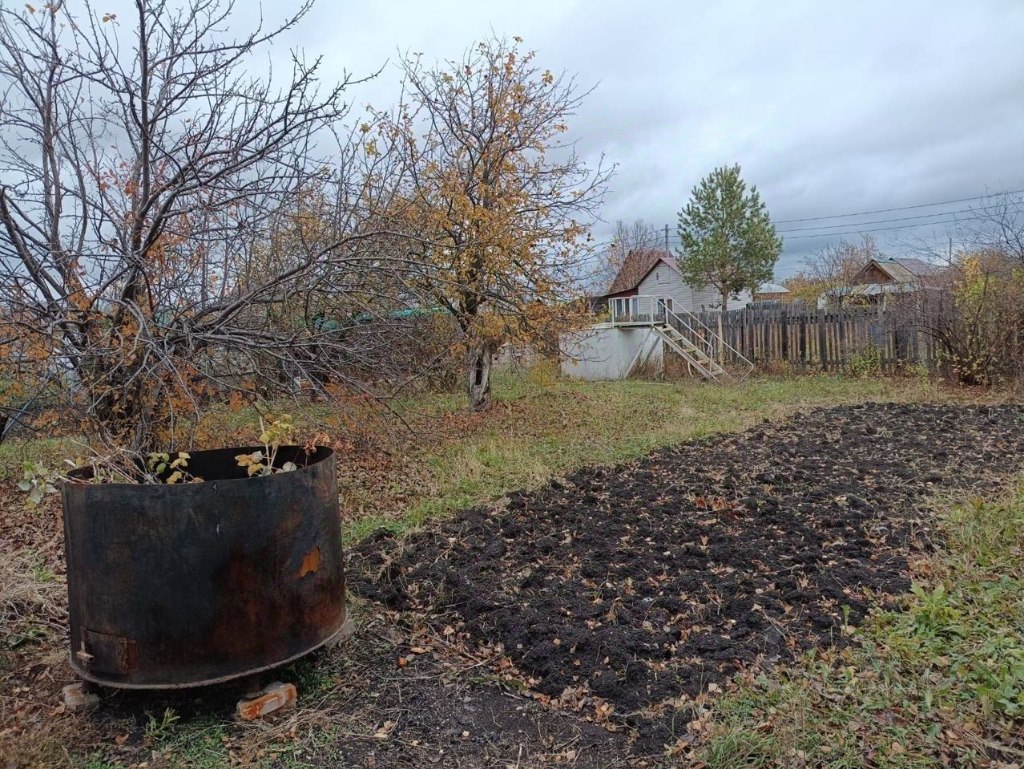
[908,582,962,637]
[143,707,180,746]
[150,717,229,768]
[288,653,339,697]
[31,564,55,583]
[702,728,777,768]
[846,344,884,377]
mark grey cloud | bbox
[276,0,1023,277]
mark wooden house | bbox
[600,249,752,319]
[561,250,755,382]
[826,257,948,307]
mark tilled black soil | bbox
[349,403,1024,749]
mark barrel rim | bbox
[63,444,334,491]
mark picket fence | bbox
[689,304,939,372]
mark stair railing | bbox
[609,295,667,325]
[664,306,754,379]
[609,295,755,381]
[652,324,724,380]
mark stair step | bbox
[654,325,730,382]
[658,327,716,360]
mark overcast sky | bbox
[278,0,1024,276]
[290,1,1023,277]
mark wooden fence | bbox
[691,305,939,372]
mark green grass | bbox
[344,371,940,540]
[699,480,1024,769]
[153,716,230,769]
[0,371,943,539]
[0,436,76,483]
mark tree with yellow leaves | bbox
[942,249,1022,385]
[373,36,611,410]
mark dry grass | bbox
[0,550,66,652]
[0,550,73,768]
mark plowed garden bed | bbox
[350,403,1024,749]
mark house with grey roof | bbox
[823,257,948,308]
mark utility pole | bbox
[664,224,670,253]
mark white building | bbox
[563,250,753,381]
[601,251,752,319]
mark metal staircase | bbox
[653,322,730,381]
[660,305,754,382]
[609,295,754,382]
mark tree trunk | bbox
[718,291,728,365]
[81,344,158,455]
[467,344,494,411]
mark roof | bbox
[859,257,945,284]
[834,282,944,298]
[350,306,442,324]
[605,249,679,296]
[893,257,945,277]
[847,283,912,297]
[757,283,789,294]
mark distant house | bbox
[562,250,755,382]
[599,249,752,317]
[823,257,947,308]
[753,282,790,302]
[855,257,946,288]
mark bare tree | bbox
[0,1,423,458]
[804,235,880,306]
[891,192,1024,386]
[908,248,1024,386]
[589,219,662,294]
[961,190,1024,265]
[897,190,1024,270]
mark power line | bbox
[777,206,978,233]
[591,194,1021,259]
[659,204,1021,243]
[663,217,955,243]
[772,189,1024,224]
[780,217,967,240]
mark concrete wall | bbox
[560,324,663,380]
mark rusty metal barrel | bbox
[61,446,345,688]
